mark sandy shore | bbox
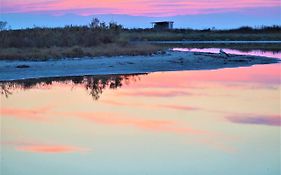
[0,51,279,81]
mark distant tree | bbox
[237,26,253,32]
[99,22,107,30]
[0,21,8,31]
[109,21,123,32]
[89,18,100,29]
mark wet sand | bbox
[0,51,279,81]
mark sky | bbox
[0,0,281,28]
[2,0,280,16]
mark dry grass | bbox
[122,31,281,41]
[1,25,280,60]
[0,43,166,60]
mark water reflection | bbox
[165,43,281,53]
[173,48,281,59]
[1,64,280,175]
[0,74,145,99]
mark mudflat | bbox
[0,51,279,81]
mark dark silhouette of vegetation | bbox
[125,25,281,34]
[0,19,165,59]
[0,21,8,31]
[0,74,145,100]
[123,25,281,41]
[0,20,123,48]
[0,19,280,59]
[222,25,281,33]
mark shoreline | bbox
[0,51,279,81]
[146,40,281,44]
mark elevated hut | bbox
[152,21,174,30]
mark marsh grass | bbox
[0,25,280,60]
[0,43,165,60]
[123,29,281,41]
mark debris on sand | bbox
[219,49,230,57]
[16,65,30,69]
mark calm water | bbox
[1,51,280,175]
[173,48,281,59]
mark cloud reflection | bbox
[71,112,206,135]
[226,115,281,126]
[2,141,89,153]
[72,111,237,153]
[117,90,192,97]
[156,104,198,111]
[1,107,52,121]
[16,145,87,153]
[100,99,198,112]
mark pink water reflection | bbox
[122,64,280,90]
[68,111,206,135]
[1,58,280,174]
[226,114,281,126]
[173,48,281,59]
[1,106,53,121]
[16,145,87,153]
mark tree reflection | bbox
[1,84,12,98]
[0,74,145,100]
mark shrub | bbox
[0,19,124,48]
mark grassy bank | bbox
[0,21,280,60]
[123,26,281,41]
[0,43,165,60]
[0,20,166,60]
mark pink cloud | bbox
[2,0,280,16]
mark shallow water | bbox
[1,60,280,174]
[173,48,281,59]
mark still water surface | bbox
[173,48,281,59]
[1,50,280,175]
